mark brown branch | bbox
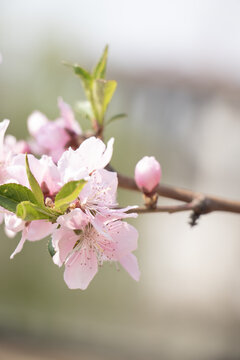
[127,200,200,214]
[116,172,240,215]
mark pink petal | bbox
[57,137,114,183]
[57,147,89,183]
[4,213,25,233]
[57,208,88,230]
[108,221,139,258]
[39,155,61,194]
[36,122,69,150]
[26,220,57,241]
[119,253,140,281]
[64,249,98,290]
[52,227,79,266]
[79,169,118,207]
[77,137,114,173]
[94,221,138,262]
[5,227,17,238]
[7,154,61,194]
[27,111,48,137]
[10,227,28,259]
[49,147,65,163]
[58,97,82,135]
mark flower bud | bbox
[135,156,161,193]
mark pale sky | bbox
[1,0,240,82]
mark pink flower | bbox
[78,168,137,234]
[135,156,161,193]
[52,209,140,289]
[27,98,82,162]
[58,138,137,235]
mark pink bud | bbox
[135,156,161,193]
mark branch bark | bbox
[116,172,240,215]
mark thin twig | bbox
[115,171,240,215]
[127,201,200,214]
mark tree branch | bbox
[116,171,240,215]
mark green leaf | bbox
[25,155,44,205]
[63,61,92,83]
[63,61,93,103]
[73,65,92,84]
[0,183,38,213]
[54,180,86,210]
[16,201,59,222]
[48,239,56,257]
[106,113,127,126]
[92,79,117,124]
[93,45,108,79]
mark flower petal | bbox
[57,208,88,230]
[77,137,114,173]
[119,253,140,281]
[57,137,114,183]
[64,249,98,290]
[26,220,57,241]
[57,147,88,183]
[10,227,28,259]
[108,221,139,258]
[27,111,48,137]
[58,97,82,135]
[52,227,79,266]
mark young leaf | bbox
[48,238,56,257]
[92,79,117,124]
[63,61,93,105]
[93,45,108,79]
[25,155,44,205]
[73,65,92,86]
[54,180,86,210]
[16,201,59,222]
[0,183,38,213]
[106,113,127,126]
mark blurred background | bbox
[1,1,240,359]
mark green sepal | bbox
[25,155,44,205]
[0,183,38,213]
[54,180,86,211]
[16,201,59,222]
[48,238,56,257]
